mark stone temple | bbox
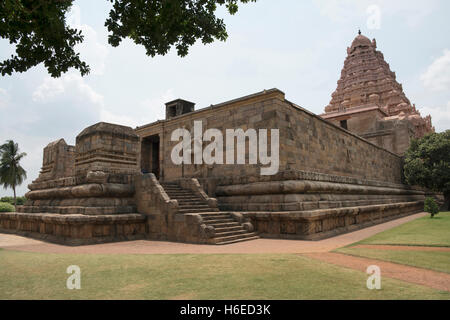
[0,33,434,245]
[321,32,434,155]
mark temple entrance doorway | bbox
[141,135,160,179]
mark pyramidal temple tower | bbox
[321,32,434,155]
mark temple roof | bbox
[350,34,373,51]
[324,32,412,115]
[321,32,434,138]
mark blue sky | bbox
[1,0,449,196]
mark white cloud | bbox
[100,109,137,128]
[421,49,450,92]
[420,102,450,133]
[100,89,175,128]
[67,5,109,75]
[32,73,104,106]
[29,72,103,140]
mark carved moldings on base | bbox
[243,201,423,240]
[0,212,147,245]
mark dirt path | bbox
[304,252,450,292]
[0,212,427,255]
[351,244,450,252]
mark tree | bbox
[0,0,256,78]
[424,197,439,218]
[0,140,27,210]
[403,130,450,211]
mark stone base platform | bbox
[0,201,423,245]
[242,201,423,240]
[0,212,147,246]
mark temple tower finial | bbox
[358,29,361,35]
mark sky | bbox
[1,0,449,197]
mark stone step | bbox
[170,196,202,200]
[215,236,260,245]
[171,194,202,197]
[207,221,240,228]
[202,214,232,220]
[178,204,210,209]
[177,202,209,206]
[199,213,232,218]
[166,193,198,197]
[168,196,198,199]
[214,229,250,237]
[213,233,259,244]
[203,218,235,224]
[178,208,217,213]
[214,225,244,233]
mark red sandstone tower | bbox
[321,31,434,155]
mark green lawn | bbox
[354,212,450,247]
[0,249,448,300]
[336,247,450,274]
[335,212,450,274]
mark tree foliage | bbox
[424,197,439,218]
[1,196,26,205]
[0,140,27,208]
[105,0,256,57]
[0,0,89,77]
[0,0,256,77]
[404,130,450,210]
[0,201,15,212]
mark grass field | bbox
[336,247,450,274]
[336,212,450,274]
[353,212,450,247]
[1,249,449,300]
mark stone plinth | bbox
[242,201,423,240]
[0,212,146,245]
[6,122,144,245]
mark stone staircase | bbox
[161,182,258,245]
[199,213,259,245]
[161,182,219,214]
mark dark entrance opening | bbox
[141,135,160,179]
[340,120,348,130]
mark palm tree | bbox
[0,140,27,210]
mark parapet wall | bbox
[279,101,404,184]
